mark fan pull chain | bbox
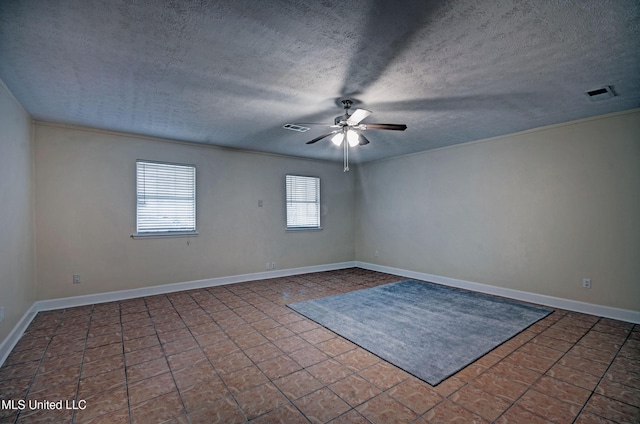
[343,137,349,172]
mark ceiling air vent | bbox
[585,86,616,101]
[282,123,310,132]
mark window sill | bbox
[131,232,199,239]
[286,227,323,232]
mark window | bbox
[135,160,196,236]
[286,174,321,229]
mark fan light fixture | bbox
[331,129,360,147]
[331,132,344,146]
[347,130,359,147]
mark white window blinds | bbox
[286,175,321,229]
[136,160,196,234]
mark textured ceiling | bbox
[1,0,639,163]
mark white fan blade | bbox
[346,109,372,125]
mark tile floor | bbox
[1,268,639,423]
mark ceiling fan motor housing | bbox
[334,113,350,125]
[334,99,353,125]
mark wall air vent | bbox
[282,123,310,132]
[585,86,616,101]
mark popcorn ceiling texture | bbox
[0,0,638,163]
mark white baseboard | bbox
[0,303,38,367]
[357,262,640,324]
[35,262,357,312]
[4,260,638,368]
[0,262,356,367]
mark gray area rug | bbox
[288,280,552,385]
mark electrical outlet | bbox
[375,250,379,257]
[266,262,270,270]
[0,306,4,322]
[271,262,276,269]
[73,274,81,284]
[582,278,591,289]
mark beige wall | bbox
[34,124,355,300]
[355,110,640,311]
[10,106,640,313]
[0,82,36,341]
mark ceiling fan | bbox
[283,99,407,171]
